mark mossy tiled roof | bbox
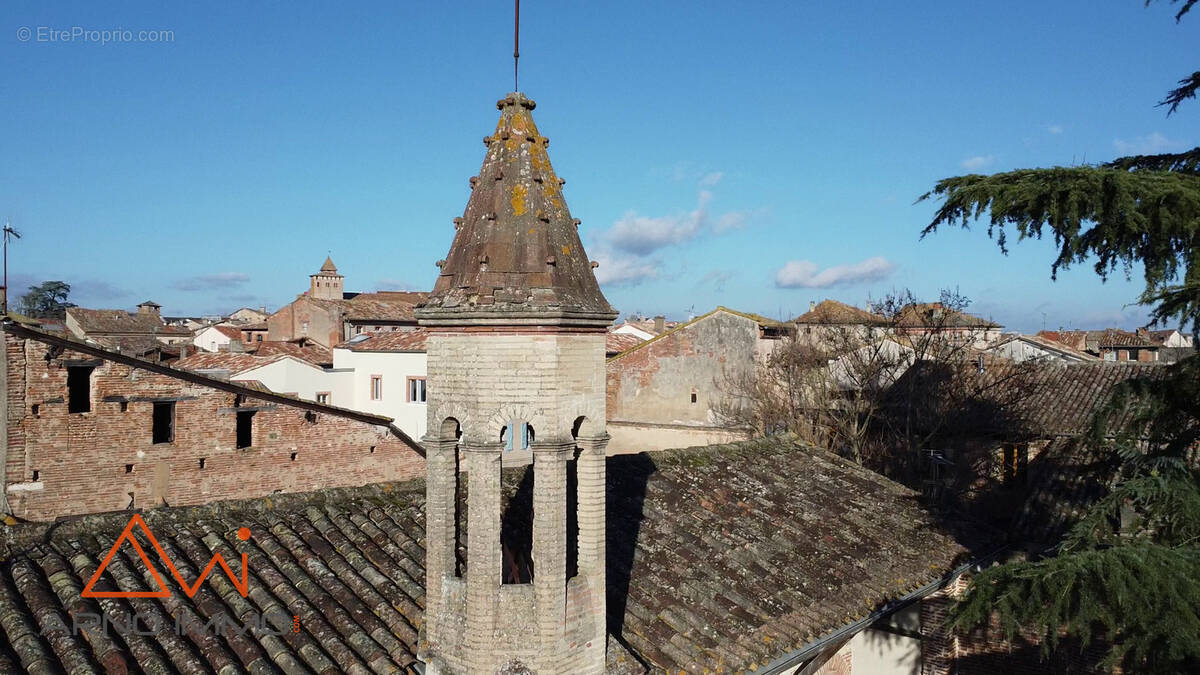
[0,438,970,673]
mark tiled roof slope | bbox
[0,485,428,674]
[1096,328,1154,348]
[605,331,643,355]
[345,329,428,353]
[211,324,244,339]
[67,308,190,335]
[793,299,884,325]
[605,438,968,671]
[418,93,616,321]
[174,351,285,375]
[0,438,970,674]
[249,340,334,366]
[344,293,428,322]
[1012,437,1120,546]
[896,303,999,329]
[1014,362,1164,437]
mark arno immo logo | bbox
[81,514,250,598]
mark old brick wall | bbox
[267,297,342,348]
[606,311,760,430]
[5,332,424,521]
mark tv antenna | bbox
[2,221,20,315]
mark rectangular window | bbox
[236,410,254,448]
[67,366,94,413]
[407,377,427,403]
[256,334,262,342]
[152,402,175,444]
[370,375,383,400]
[316,392,330,405]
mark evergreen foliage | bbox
[18,281,75,319]
[920,2,1200,671]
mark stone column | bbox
[576,435,608,651]
[423,437,458,647]
[532,440,572,668]
[463,444,502,671]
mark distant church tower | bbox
[416,93,617,674]
[309,256,344,300]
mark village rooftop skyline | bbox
[3,1,1198,332]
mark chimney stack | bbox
[809,300,816,312]
[654,315,665,334]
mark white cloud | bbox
[960,155,995,171]
[713,211,748,233]
[605,207,706,255]
[1047,124,1064,135]
[591,248,660,286]
[602,179,751,254]
[172,272,250,291]
[376,279,417,291]
[774,257,895,289]
[1113,131,1188,155]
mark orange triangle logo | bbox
[81,514,171,598]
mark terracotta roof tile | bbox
[248,340,333,365]
[174,351,285,376]
[66,308,190,335]
[344,329,428,353]
[344,292,428,322]
[793,300,885,325]
[211,324,244,339]
[0,438,972,674]
[895,303,999,329]
[605,331,643,355]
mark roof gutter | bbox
[758,545,1007,675]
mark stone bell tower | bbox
[415,93,617,674]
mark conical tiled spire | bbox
[320,256,338,273]
[417,93,616,326]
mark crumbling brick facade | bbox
[3,327,425,521]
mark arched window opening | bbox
[500,465,534,584]
[501,421,533,451]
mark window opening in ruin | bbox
[152,402,175,444]
[67,366,93,413]
[237,410,254,448]
[501,466,535,584]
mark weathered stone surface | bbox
[416,93,616,325]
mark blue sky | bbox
[2,1,1197,332]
